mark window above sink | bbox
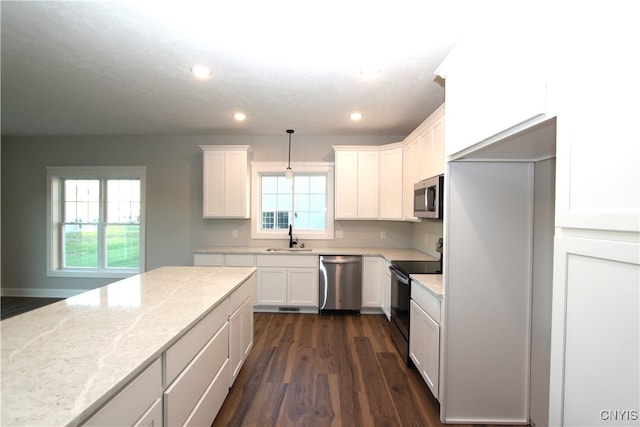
[250,162,335,240]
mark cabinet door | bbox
[357,151,379,219]
[228,304,243,385]
[334,151,359,219]
[202,150,225,217]
[362,257,382,308]
[287,268,318,306]
[410,300,440,399]
[382,262,391,321]
[241,297,254,360]
[256,268,287,305]
[402,139,419,221]
[554,26,639,233]
[224,150,249,218]
[549,236,639,426]
[229,295,254,386]
[429,115,445,177]
[417,128,431,181]
[379,147,403,220]
[409,300,425,371]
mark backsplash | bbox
[196,220,415,249]
[195,218,443,256]
[411,219,444,258]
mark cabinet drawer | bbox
[164,323,229,427]
[83,358,162,427]
[256,255,317,268]
[230,275,255,314]
[411,283,441,323]
[193,254,224,266]
[165,298,230,385]
[132,397,161,427]
[183,359,230,427]
[225,254,255,266]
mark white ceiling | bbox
[1,1,467,137]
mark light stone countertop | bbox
[0,266,256,427]
[193,246,438,263]
[411,274,444,299]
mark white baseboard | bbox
[1,288,88,298]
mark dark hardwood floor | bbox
[214,312,526,427]
[0,296,64,320]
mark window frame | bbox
[251,162,334,240]
[46,166,147,279]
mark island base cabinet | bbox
[82,358,162,427]
[164,323,229,427]
[132,398,162,427]
[229,292,254,386]
[183,360,230,427]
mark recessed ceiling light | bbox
[233,112,247,121]
[350,112,363,121]
[191,65,212,79]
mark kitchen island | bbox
[1,266,256,427]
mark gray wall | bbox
[1,133,439,295]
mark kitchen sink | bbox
[265,248,313,252]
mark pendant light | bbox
[285,129,294,179]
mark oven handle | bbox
[389,266,410,285]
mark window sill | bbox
[47,270,140,279]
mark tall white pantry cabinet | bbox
[439,6,639,427]
[547,10,639,427]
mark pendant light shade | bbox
[285,129,294,179]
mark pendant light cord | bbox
[286,129,294,175]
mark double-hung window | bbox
[251,162,334,240]
[47,166,146,278]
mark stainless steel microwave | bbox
[414,175,444,219]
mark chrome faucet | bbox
[288,224,298,248]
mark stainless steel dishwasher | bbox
[318,255,362,312]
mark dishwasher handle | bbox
[320,258,361,265]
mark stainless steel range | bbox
[388,260,441,365]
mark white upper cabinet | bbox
[438,31,551,159]
[402,104,445,221]
[334,147,379,220]
[402,137,419,221]
[553,19,639,233]
[378,143,403,220]
[200,145,251,218]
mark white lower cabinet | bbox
[82,358,163,427]
[255,255,318,311]
[287,268,318,306]
[193,253,255,267]
[229,278,254,386]
[409,284,441,400]
[382,260,391,320]
[549,236,639,426]
[164,323,229,426]
[362,257,382,309]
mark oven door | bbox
[389,266,410,341]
